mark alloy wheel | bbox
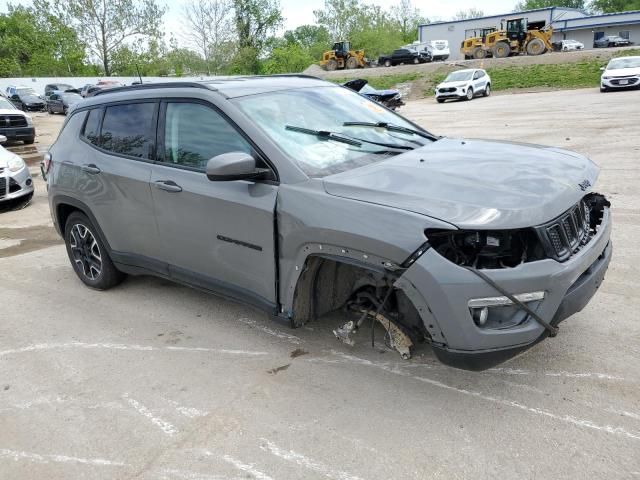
[69,223,102,280]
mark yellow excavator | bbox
[320,41,367,71]
[484,18,553,58]
[461,28,497,59]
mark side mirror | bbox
[206,152,267,181]
[0,135,7,144]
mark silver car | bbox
[435,69,491,103]
[0,135,33,203]
[43,77,612,370]
[600,56,640,91]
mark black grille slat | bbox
[540,200,592,261]
[0,115,28,127]
[0,177,6,198]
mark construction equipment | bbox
[460,28,497,59]
[320,41,367,71]
[484,18,553,58]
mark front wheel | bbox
[384,59,392,67]
[413,57,420,64]
[483,84,491,97]
[24,137,34,145]
[465,88,474,101]
[436,98,445,103]
[64,212,124,290]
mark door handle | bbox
[81,164,101,174]
[154,180,182,193]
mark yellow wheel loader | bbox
[460,28,497,59]
[484,18,553,58]
[320,41,367,71]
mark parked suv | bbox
[0,96,35,144]
[378,48,431,67]
[435,68,491,102]
[44,77,612,370]
[9,87,45,112]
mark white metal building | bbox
[418,7,640,60]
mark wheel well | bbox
[57,203,84,233]
[290,255,428,340]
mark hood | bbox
[604,67,640,77]
[64,96,82,105]
[21,94,43,104]
[365,89,399,98]
[322,138,599,230]
[0,108,25,116]
[437,80,470,88]
[0,147,21,168]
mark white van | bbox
[405,40,450,61]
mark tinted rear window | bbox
[100,103,155,158]
[83,108,102,146]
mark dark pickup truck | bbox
[378,49,431,67]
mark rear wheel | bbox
[47,105,53,114]
[492,42,511,58]
[483,84,491,97]
[526,38,546,55]
[465,88,474,101]
[325,59,338,71]
[384,59,392,67]
[64,212,124,290]
[472,47,487,59]
[345,56,358,69]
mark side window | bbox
[82,108,102,146]
[101,102,155,158]
[50,94,58,101]
[162,102,252,170]
[473,71,480,80]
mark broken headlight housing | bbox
[425,229,546,269]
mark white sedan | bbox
[600,56,640,92]
[560,39,584,51]
[0,134,33,203]
[435,69,491,103]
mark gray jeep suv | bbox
[44,76,612,370]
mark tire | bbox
[24,137,34,145]
[472,47,487,59]
[325,59,338,71]
[63,106,68,115]
[483,83,491,97]
[526,38,546,55]
[436,98,445,103]
[384,59,392,67]
[345,56,358,69]
[465,88,474,101]
[600,86,609,92]
[64,212,124,290]
[492,42,511,58]
[47,105,53,114]
[413,57,420,64]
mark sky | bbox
[0,0,518,40]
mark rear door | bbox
[150,99,278,307]
[71,102,164,264]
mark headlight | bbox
[25,115,33,126]
[8,156,25,172]
[602,76,611,80]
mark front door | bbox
[150,100,278,308]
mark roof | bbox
[418,6,587,28]
[90,75,330,101]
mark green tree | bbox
[283,25,331,60]
[389,0,427,43]
[262,41,315,73]
[589,0,640,12]
[232,0,283,73]
[49,0,166,76]
[515,0,586,10]
[313,0,362,40]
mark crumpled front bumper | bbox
[396,208,612,370]
[0,166,34,202]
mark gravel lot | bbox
[1,87,639,480]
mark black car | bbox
[378,48,431,67]
[44,83,74,100]
[46,91,83,115]
[342,79,405,110]
[9,88,45,112]
[593,35,633,48]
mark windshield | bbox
[0,97,16,109]
[61,93,81,102]
[233,86,433,177]
[444,71,473,82]
[607,57,640,69]
[17,88,37,96]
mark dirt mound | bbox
[303,64,326,77]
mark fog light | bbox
[473,306,489,326]
[469,292,545,328]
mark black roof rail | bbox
[93,82,212,96]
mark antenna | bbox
[135,64,143,85]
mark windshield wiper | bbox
[343,121,439,141]
[285,125,413,150]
